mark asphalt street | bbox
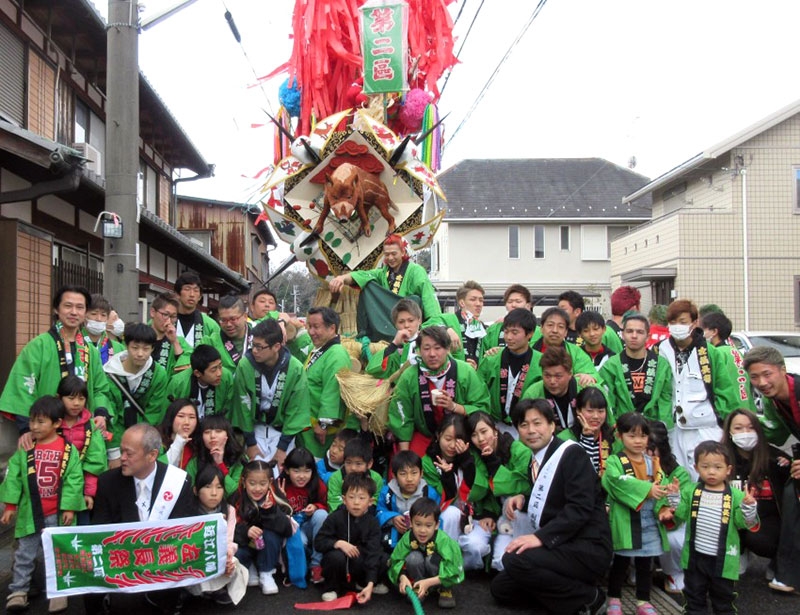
[3,552,799,615]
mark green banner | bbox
[42,514,227,596]
[360,0,408,94]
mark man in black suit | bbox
[88,424,196,614]
[490,399,612,615]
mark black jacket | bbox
[92,462,196,524]
[315,507,383,584]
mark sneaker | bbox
[769,578,796,593]
[310,566,324,584]
[664,573,683,594]
[739,550,749,576]
[636,602,658,615]
[247,564,259,587]
[48,597,68,613]
[579,587,607,615]
[321,591,338,602]
[260,572,279,595]
[205,589,233,606]
[607,597,622,615]
[6,592,29,612]
[438,588,456,609]
[372,583,389,595]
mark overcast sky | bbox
[98,0,800,203]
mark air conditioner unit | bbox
[72,142,103,177]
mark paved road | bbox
[3,553,799,615]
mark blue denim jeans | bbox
[235,529,282,573]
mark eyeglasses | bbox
[155,310,178,322]
[219,314,244,325]
[251,343,272,352]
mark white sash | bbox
[176,320,195,347]
[148,464,186,521]
[526,439,576,531]
[504,369,523,416]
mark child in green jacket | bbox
[389,498,464,609]
[1,396,85,613]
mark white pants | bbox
[254,424,296,477]
[440,506,462,542]
[659,526,686,590]
[458,524,492,571]
[491,512,531,571]
[669,425,722,481]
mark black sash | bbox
[456,312,482,364]
[499,348,532,421]
[251,347,291,425]
[386,260,409,295]
[305,336,340,370]
[418,360,458,435]
[617,453,643,548]
[189,376,217,417]
[545,378,578,431]
[221,327,252,365]
[622,350,659,411]
[114,364,156,428]
[688,483,733,578]
[152,337,171,369]
[48,324,89,380]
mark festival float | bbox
[252,0,457,436]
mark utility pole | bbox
[104,0,140,321]
[292,284,299,315]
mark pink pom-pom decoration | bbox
[398,89,432,133]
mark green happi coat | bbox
[599,353,673,425]
[422,450,500,518]
[759,374,800,445]
[165,368,234,419]
[185,457,244,497]
[491,440,534,497]
[531,340,604,387]
[300,341,354,458]
[601,454,670,552]
[200,330,250,377]
[104,360,169,446]
[0,330,113,419]
[365,341,416,379]
[179,311,220,348]
[327,468,384,512]
[287,331,314,363]
[0,440,85,538]
[229,349,310,438]
[388,528,465,587]
[350,261,442,322]
[151,335,193,375]
[388,359,491,442]
[64,411,109,480]
[673,481,758,580]
[477,348,543,425]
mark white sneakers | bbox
[260,572,278,595]
[321,591,338,602]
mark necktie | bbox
[531,458,540,483]
[137,482,150,521]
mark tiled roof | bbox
[438,158,652,220]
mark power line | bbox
[445,0,549,148]
[440,0,486,98]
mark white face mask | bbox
[669,323,692,341]
[85,319,107,336]
[731,432,758,452]
[111,318,125,338]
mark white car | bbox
[730,331,800,374]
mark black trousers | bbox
[775,484,800,587]
[608,554,653,602]
[321,549,385,594]
[682,552,736,615]
[490,538,611,614]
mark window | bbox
[0,22,25,125]
[560,225,570,251]
[534,225,545,259]
[508,225,519,259]
[182,231,212,254]
[581,225,608,260]
[74,99,89,144]
[794,168,800,213]
[139,162,159,214]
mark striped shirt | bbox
[695,489,724,556]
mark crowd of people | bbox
[2,237,800,615]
